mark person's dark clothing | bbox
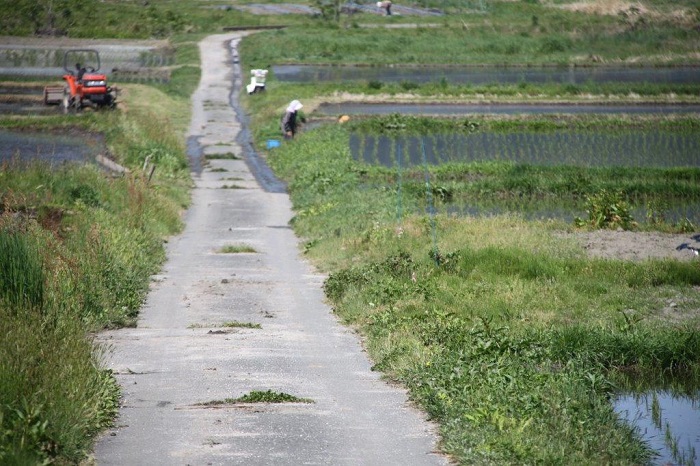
[76,63,86,82]
[281,111,298,139]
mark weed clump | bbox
[198,390,313,406]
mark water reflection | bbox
[274,64,700,85]
[350,132,700,168]
[614,391,699,466]
[441,200,700,225]
[350,131,700,224]
[0,130,103,167]
[320,102,700,116]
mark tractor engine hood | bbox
[82,73,108,87]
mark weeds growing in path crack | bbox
[219,245,257,253]
[197,390,313,406]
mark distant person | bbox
[377,0,392,15]
[281,100,303,139]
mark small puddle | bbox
[614,390,700,465]
[319,102,700,116]
[0,129,104,167]
[274,64,700,85]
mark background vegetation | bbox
[2,0,700,463]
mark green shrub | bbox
[577,189,635,230]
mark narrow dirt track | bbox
[93,32,446,465]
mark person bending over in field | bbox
[281,100,303,139]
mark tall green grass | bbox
[0,230,44,312]
[0,223,120,464]
[240,0,700,66]
[0,80,192,462]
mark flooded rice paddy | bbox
[0,40,173,82]
[350,131,700,168]
[274,64,700,85]
[0,129,105,168]
[230,2,442,16]
[319,102,700,116]
[350,130,700,224]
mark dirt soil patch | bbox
[563,230,700,262]
[557,1,695,26]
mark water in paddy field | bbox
[350,131,700,169]
[319,102,700,116]
[273,64,700,85]
[441,199,700,225]
[614,390,699,466]
[0,46,174,83]
[0,130,104,167]
[351,131,700,224]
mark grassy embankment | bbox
[237,1,700,463]
[0,44,199,464]
[243,117,700,464]
[2,0,699,462]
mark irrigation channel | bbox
[273,64,700,85]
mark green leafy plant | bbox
[578,189,635,230]
[198,390,313,405]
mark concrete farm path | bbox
[93,32,446,465]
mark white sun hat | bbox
[287,100,303,112]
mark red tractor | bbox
[44,49,118,113]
